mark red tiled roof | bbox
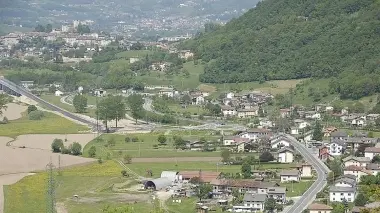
[308,203,333,210]
[210,179,278,188]
[179,171,221,183]
[365,147,380,153]
[345,165,363,171]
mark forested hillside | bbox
[183,0,380,99]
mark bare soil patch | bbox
[0,103,27,121]
[11,134,97,151]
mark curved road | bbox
[285,135,330,213]
[0,78,100,129]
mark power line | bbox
[46,159,56,213]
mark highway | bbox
[284,135,330,213]
[0,78,100,129]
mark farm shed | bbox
[144,177,172,191]
[160,171,179,182]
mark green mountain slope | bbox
[184,0,380,99]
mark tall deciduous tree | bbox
[0,94,11,115]
[127,94,145,124]
[196,183,212,201]
[312,121,323,141]
[264,198,276,213]
[241,162,251,178]
[73,94,88,113]
[221,149,231,163]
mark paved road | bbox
[0,78,100,129]
[284,135,330,213]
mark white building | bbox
[328,140,345,156]
[221,106,237,117]
[329,186,356,202]
[294,119,310,129]
[343,165,372,182]
[232,193,266,212]
[365,147,380,160]
[240,128,272,142]
[55,90,64,96]
[279,170,300,183]
[270,135,291,149]
[277,147,294,163]
[226,92,234,99]
[343,156,371,169]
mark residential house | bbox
[366,114,380,124]
[270,134,291,149]
[367,164,380,176]
[280,108,291,118]
[293,164,313,177]
[223,136,250,146]
[294,119,310,129]
[352,202,380,213]
[192,95,205,105]
[365,147,380,160]
[211,179,279,195]
[277,147,294,163]
[279,170,300,182]
[345,137,378,151]
[232,193,266,212]
[290,127,299,135]
[330,131,348,140]
[158,89,174,98]
[94,89,106,97]
[240,128,272,142]
[20,80,34,89]
[343,156,371,169]
[185,140,204,151]
[351,116,367,127]
[221,105,237,117]
[324,127,338,137]
[343,165,372,182]
[237,108,258,118]
[55,90,64,96]
[226,92,234,99]
[328,140,346,156]
[259,119,274,128]
[266,187,287,204]
[304,111,321,120]
[308,203,333,213]
[334,177,356,188]
[329,186,356,202]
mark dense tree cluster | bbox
[182,0,380,99]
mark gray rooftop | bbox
[343,156,371,163]
[331,131,348,137]
[367,163,380,170]
[267,187,286,194]
[243,193,267,202]
[329,186,356,193]
[278,147,294,153]
[280,170,300,176]
[334,177,356,186]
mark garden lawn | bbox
[167,197,223,213]
[281,181,314,197]
[169,104,207,115]
[4,161,151,213]
[0,111,89,137]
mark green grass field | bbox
[281,181,314,197]
[116,50,154,59]
[126,161,297,179]
[4,161,152,213]
[169,104,207,115]
[40,94,97,118]
[83,132,224,158]
[0,111,89,137]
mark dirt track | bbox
[132,157,221,163]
